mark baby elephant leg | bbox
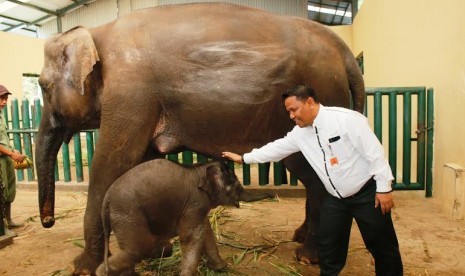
[96,251,137,276]
[202,218,227,270]
[178,218,210,276]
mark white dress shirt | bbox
[243,104,394,198]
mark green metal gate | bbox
[365,87,434,197]
[5,87,434,196]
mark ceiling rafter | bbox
[1,0,95,34]
[308,0,353,26]
[6,0,58,16]
[0,13,40,26]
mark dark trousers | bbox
[318,179,403,276]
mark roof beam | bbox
[0,13,39,26]
[57,0,95,15]
[6,0,58,16]
[1,21,36,33]
[4,14,53,32]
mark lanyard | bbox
[315,126,342,199]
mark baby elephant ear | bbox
[200,163,223,196]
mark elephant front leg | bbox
[202,218,227,271]
[178,218,209,276]
[72,183,108,275]
[73,91,160,275]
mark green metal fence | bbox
[365,87,434,197]
[3,98,99,183]
[4,98,291,186]
[4,87,434,193]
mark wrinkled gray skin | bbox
[95,160,271,276]
[35,2,365,274]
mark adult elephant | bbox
[36,2,365,274]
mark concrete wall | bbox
[351,0,465,217]
[0,31,44,102]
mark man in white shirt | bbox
[222,84,403,275]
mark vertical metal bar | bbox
[290,173,298,186]
[21,99,34,181]
[167,153,179,163]
[94,129,99,144]
[10,99,23,181]
[388,92,397,183]
[196,153,208,164]
[182,151,193,165]
[227,161,235,171]
[403,92,412,184]
[3,105,8,129]
[73,133,84,182]
[426,88,434,197]
[86,132,94,176]
[273,162,283,186]
[258,163,269,186]
[33,99,42,129]
[62,144,71,182]
[363,93,368,116]
[242,163,251,185]
[416,89,426,189]
[374,92,382,142]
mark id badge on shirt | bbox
[328,135,340,167]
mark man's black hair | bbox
[282,84,319,103]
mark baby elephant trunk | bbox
[239,190,275,202]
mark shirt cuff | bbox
[376,180,393,193]
[243,153,250,164]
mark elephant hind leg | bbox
[283,153,327,264]
[108,216,158,274]
[148,239,173,259]
[97,251,137,276]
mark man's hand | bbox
[375,192,395,215]
[11,150,25,163]
[221,152,243,163]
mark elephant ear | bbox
[61,26,99,95]
[200,163,224,198]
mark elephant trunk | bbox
[239,190,275,202]
[35,120,65,228]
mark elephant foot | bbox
[295,232,319,265]
[295,244,319,265]
[206,258,227,271]
[120,268,138,276]
[149,240,173,258]
[73,251,103,275]
[292,223,308,244]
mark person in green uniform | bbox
[0,84,25,228]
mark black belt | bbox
[344,177,375,199]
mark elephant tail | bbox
[101,193,112,274]
[346,55,366,114]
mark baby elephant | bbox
[96,159,273,276]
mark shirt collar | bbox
[312,103,326,129]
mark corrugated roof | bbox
[308,0,353,26]
[0,0,355,38]
[0,0,95,37]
